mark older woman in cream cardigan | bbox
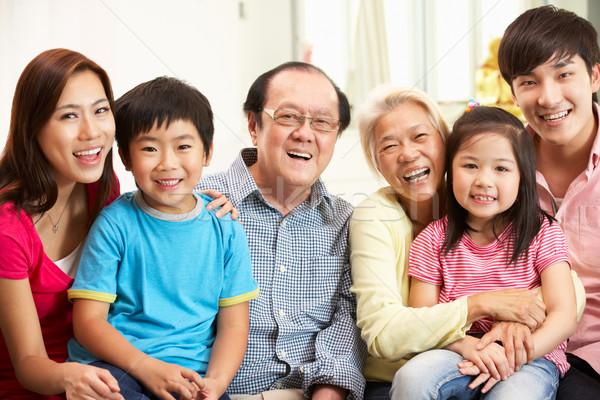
[349,85,586,400]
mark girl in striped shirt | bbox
[393,106,577,399]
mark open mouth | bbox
[542,110,570,122]
[74,147,101,160]
[288,151,312,160]
[403,167,429,183]
[156,179,182,186]
[472,195,495,201]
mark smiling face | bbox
[122,119,212,214]
[511,54,600,149]
[451,133,520,230]
[374,102,446,203]
[248,69,339,200]
[37,70,115,187]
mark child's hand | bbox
[477,321,534,372]
[201,189,239,220]
[448,336,511,385]
[135,357,204,400]
[61,362,123,400]
[196,377,227,400]
[457,360,499,394]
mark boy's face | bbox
[121,119,212,214]
[511,54,600,148]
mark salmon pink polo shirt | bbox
[530,102,600,374]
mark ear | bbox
[204,143,214,167]
[511,91,520,108]
[247,111,259,146]
[591,63,600,93]
[118,148,132,171]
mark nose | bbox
[474,168,493,187]
[537,80,562,108]
[291,117,316,142]
[78,113,101,141]
[157,149,178,170]
[398,142,419,163]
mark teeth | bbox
[473,195,495,201]
[288,151,312,160]
[74,148,101,156]
[404,168,428,178]
[157,179,180,186]
[543,110,569,121]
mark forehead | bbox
[265,70,339,113]
[458,133,515,156]
[375,102,436,138]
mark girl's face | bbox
[37,70,115,188]
[451,133,520,230]
[374,102,446,202]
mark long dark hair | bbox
[0,48,116,225]
[443,106,552,265]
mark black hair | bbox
[498,5,599,102]
[444,106,553,265]
[242,61,351,136]
[115,76,214,164]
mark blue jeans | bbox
[364,381,392,400]
[390,349,559,400]
[91,361,231,400]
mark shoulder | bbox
[197,171,229,194]
[0,203,33,236]
[351,187,407,222]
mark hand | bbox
[312,384,347,400]
[470,288,545,330]
[196,377,227,400]
[457,360,499,394]
[201,189,239,220]
[449,336,511,382]
[477,321,533,372]
[134,357,204,400]
[61,362,123,400]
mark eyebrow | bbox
[458,154,516,164]
[378,124,429,142]
[277,103,334,116]
[135,133,197,143]
[521,57,575,76]
[55,98,109,111]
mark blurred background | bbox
[1,0,598,205]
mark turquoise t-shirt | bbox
[68,191,258,374]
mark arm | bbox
[349,195,470,362]
[200,302,249,400]
[0,278,122,400]
[72,299,203,400]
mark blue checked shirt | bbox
[197,149,366,399]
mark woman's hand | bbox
[61,362,123,400]
[477,321,534,372]
[201,189,239,220]
[467,288,545,330]
[135,357,204,400]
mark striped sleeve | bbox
[408,219,446,285]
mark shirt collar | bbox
[228,147,336,218]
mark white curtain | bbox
[346,0,391,113]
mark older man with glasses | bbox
[197,62,366,400]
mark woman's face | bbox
[37,70,115,187]
[374,102,446,202]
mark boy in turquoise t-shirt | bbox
[68,76,258,400]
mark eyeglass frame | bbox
[261,108,340,132]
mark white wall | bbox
[0,0,299,194]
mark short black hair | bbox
[115,76,214,163]
[242,61,351,136]
[498,5,600,102]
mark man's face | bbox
[511,54,600,148]
[249,69,339,196]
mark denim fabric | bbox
[391,349,559,400]
[91,361,231,400]
[364,381,391,400]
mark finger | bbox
[481,376,500,393]
[458,362,480,376]
[477,331,498,350]
[470,355,489,375]
[96,369,121,393]
[181,369,205,392]
[481,354,501,381]
[231,207,239,221]
[214,202,232,217]
[468,372,491,389]
[503,334,515,372]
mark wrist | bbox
[466,293,492,324]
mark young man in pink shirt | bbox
[498,5,600,399]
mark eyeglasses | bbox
[262,108,340,132]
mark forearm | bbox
[466,289,545,329]
[531,311,577,359]
[14,357,71,395]
[204,323,248,393]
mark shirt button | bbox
[281,219,287,228]
[279,266,286,273]
[276,382,283,389]
[556,218,562,224]
[300,366,304,373]
[280,351,287,358]
[278,309,285,317]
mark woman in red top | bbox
[0,48,124,399]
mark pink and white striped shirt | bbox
[408,215,571,376]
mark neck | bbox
[398,189,445,237]
[249,165,312,216]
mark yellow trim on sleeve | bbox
[219,287,260,307]
[68,289,117,303]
